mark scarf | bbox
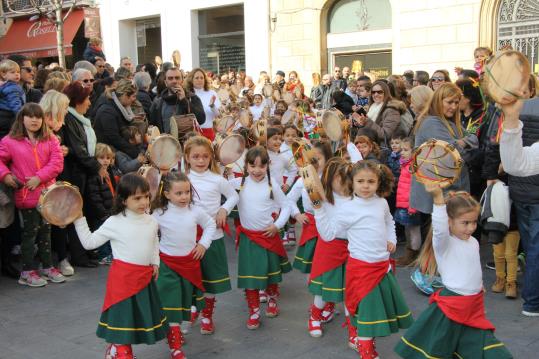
[111,92,135,123]
[68,107,96,155]
[367,102,382,122]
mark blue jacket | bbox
[0,81,25,114]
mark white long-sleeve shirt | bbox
[74,210,160,266]
[250,104,264,121]
[287,177,313,216]
[188,170,239,240]
[314,195,396,263]
[500,121,539,177]
[153,203,216,256]
[269,149,293,187]
[280,142,298,185]
[431,204,483,295]
[317,192,353,241]
[194,88,221,129]
[230,175,291,230]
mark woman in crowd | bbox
[284,71,305,98]
[429,69,451,92]
[185,68,221,141]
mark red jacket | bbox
[0,135,63,209]
[396,159,416,213]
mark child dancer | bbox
[395,184,512,359]
[394,138,422,266]
[280,124,301,246]
[73,173,168,359]
[0,103,65,287]
[152,172,217,359]
[287,140,332,273]
[250,93,265,121]
[230,146,292,329]
[315,160,413,359]
[184,136,239,334]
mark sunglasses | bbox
[371,90,384,95]
[431,77,445,82]
[96,65,105,68]
[82,78,95,83]
[167,76,182,80]
[22,66,33,72]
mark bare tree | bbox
[4,0,78,68]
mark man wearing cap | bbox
[274,71,286,90]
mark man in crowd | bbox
[274,70,286,90]
[72,69,95,90]
[120,56,134,73]
[342,66,351,81]
[413,70,430,86]
[332,66,347,91]
[311,74,334,110]
[94,58,110,80]
[7,54,42,103]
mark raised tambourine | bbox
[214,133,246,166]
[37,181,83,227]
[299,164,325,209]
[483,50,530,105]
[262,84,274,98]
[138,165,161,200]
[217,88,230,103]
[410,139,463,188]
[321,109,347,141]
[149,134,181,171]
[215,115,236,134]
[291,138,316,167]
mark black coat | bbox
[57,112,101,194]
[137,89,153,119]
[334,92,356,116]
[85,168,116,229]
[24,86,42,104]
[94,99,140,158]
[0,109,15,139]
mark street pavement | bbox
[0,237,538,359]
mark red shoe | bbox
[167,326,185,350]
[343,316,359,352]
[200,297,216,335]
[321,302,335,323]
[308,304,324,338]
[245,289,261,329]
[105,344,134,359]
[357,338,379,359]
[190,309,199,325]
[259,290,268,303]
[265,284,280,318]
[170,349,186,359]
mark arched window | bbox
[328,0,391,34]
[497,0,539,69]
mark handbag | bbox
[169,96,201,142]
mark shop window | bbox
[328,0,391,34]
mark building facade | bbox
[99,0,537,86]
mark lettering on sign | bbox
[26,20,57,38]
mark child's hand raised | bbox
[191,244,206,260]
[387,241,396,253]
[424,182,445,205]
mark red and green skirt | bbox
[293,237,317,273]
[351,271,413,337]
[394,288,512,359]
[97,281,168,344]
[155,261,205,323]
[308,262,346,303]
[237,232,292,289]
[201,237,232,294]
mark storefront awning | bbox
[0,9,84,58]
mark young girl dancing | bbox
[315,160,413,359]
[184,136,239,334]
[74,173,168,359]
[0,103,65,287]
[152,172,217,359]
[280,124,301,246]
[230,146,292,329]
[394,184,512,359]
[287,139,332,273]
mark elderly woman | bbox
[94,79,140,159]
[134,71,153,119]
[60,82,104,268]
[184,67,220,140]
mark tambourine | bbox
[283,92,295,105]
[230,84,241,97]
[37,181,83,227]
[217,88,230,103]
[146,125,160,145]
[148,134,182,171]
[299,164,325,209]
[214,133,246,166]
[281,109,297,125]
[483,50,530,105]
[411,139,463,187]
[238,109,253,128]
[215,115,236,134]
[293,86,302,99]
[138,165,161,200]
[321,108,348,141]
[291,138,316,167]
[169,114,199,142]
[262,84,274,98]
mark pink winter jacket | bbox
[396,159,416,213]
[0,135,63,209]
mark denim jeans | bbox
[514,202,539,312]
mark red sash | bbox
[102,259,153,312]
[430,290,495,330]
[200,128,215,141]
[236,226,287,258]
[196,222,231,241]
[345,257,391,315]
[309,238,348,282]
[159,252,205,291]
[299,213,319,246]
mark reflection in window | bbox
[328,0,391,34]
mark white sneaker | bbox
[18,270,47,287]
[59,259,75,276]
[41,267,66,283]
[522,310,539,317]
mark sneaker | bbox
[59,258,75,276]
[266,297,279,317]
[522,309,539,317]
[98,255,113,265]
[247,308,260,330]
[41,267,66,283]
[410,268,434,295]
[431,276,444,288]
[320,302,335,323]
[105,344,134,359]
[259,290,268,303]
[485,261,496,270]
[18,270,47,287]
[308,305,323,338]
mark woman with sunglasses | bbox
[429,69,451,92]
